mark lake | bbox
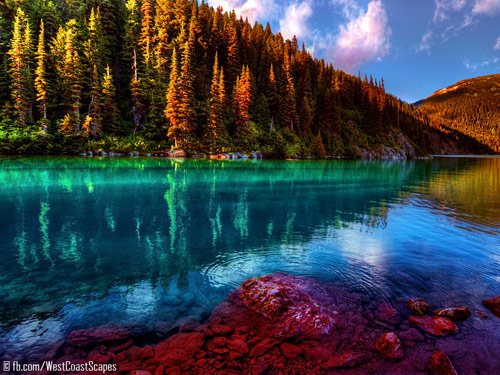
[0,156,498,362]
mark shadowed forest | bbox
[0,0,493,157]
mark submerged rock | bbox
[482,296,500,318]
[408,316,457,336]
[407,298,431,316]
[238,274,336,338]
[66,325,132,348]
[428,350,457,375]
[433,306,471,321]
[374,303,401,325]
[372,332,404,361]
[322,352,368,368]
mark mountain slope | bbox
[417,74,500,153]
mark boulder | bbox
[249,339,277,357]
[482,296,500,318]
[408,316,457,336]
[237,274,336,338]
[428,350,457,375]
[407,298,430,316]
[372,332,404,361]
[433,306,471,321]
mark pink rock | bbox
[433,306,471,321]
[237,274,336,337]
[428,350,457,375]
[372,332,404,361]
[482,296,500,318]
[407,298,430,316]
[409,316,457,336]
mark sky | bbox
[205,0,500,103]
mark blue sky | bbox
[207,0,500,102]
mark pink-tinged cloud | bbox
[472,0,500,16]
[207,0,279,24]
[279,1,314,40]
[332,0,391,71]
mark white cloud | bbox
[331,0,392,71]
[279,1,314,40]
[463,56,500,70]
[472,0,500,16]
[495,36,500,50]
[415,31,433,54]
[434,0,468,23]
[207,0,279,24]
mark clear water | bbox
[0,157,498,360]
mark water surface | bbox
[0,157,498,360]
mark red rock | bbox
[87,351,113,364]
[249,339,277,357]
[409,316,457,336]
[251,363,269,375]
[227,339,249,354]
[166,367,181,375]
[130,371,152,375]
[212,337,228,347]
[476,310,488,318]
[302,345,331,361]
[407,298,430,316]
[211,324,233,336]
[237,274,336,337]
[372,332,404,361]
[433,306,471,321]
[154,332,205,366]
[321,353,368,368]
[237,326,250,334]
[66,325,131,347]
[154,366,165,375]
[482,296,500,318]
[229,351,243,360]
[399,328,425,342]
[428,350,457,375]
[279,343,303,359]
[109,339,133,353]
[374,303,401,325]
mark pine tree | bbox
[233,65,252,141]
[85,64,101,135]
[8,8,32,126]
[165,47,183,147]
[61,19,82,132]
[102,65,118,133]
[35,19,48,125]
[280,48,296,131]
[139,0,154,68]
[208,52,225,152]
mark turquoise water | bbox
[0,157,498,360]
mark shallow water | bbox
[0,157,498,360]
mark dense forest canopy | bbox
[0,0,493,157]
[417,74,500,153]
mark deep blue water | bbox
[0,157,498,360]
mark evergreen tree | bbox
[165,47,183,147]
[208,52,225,152]
[35,19,47,125]
[8,8,32,126]
[233,65,252,142]
[102,65,119,133]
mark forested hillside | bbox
[417,74,500,153]
[0,0,492,157]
